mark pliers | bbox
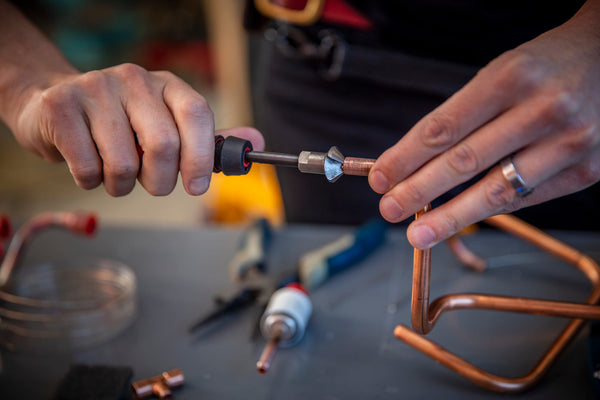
[188,218,274,334]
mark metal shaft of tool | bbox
[246,151,299,168]
[246,150,376,178]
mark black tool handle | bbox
[213,135,253,175]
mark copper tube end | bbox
[257,328,281,374]
[342,157,375,176]
[257,336,279,374]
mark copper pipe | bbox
[446,235,487,272]
[257,325,281,374]
[395,208,600,393]
[342,157,375,177]
[0,212,97,288]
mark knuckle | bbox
[70,164,102,189]
[446,143,479,176]
[439,212,461,238]
[572,159,600,187]
[78,70,111,92]
[184,156,212,178]
[484,177,515,210]
[562,126,598,156]
[105,159,138,181]
[495,50,546,92]
[179,96,212,121]
[152,70,176,80]
[420,112,456,149]
[145,133,180,160]
[538,90,582,127]
[403,179,426,204]
[39,85,78,114]
[115,63,147,79]
[114,63,151,90]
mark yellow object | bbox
[254,0,325,25]
[205,164,285,226]
[458,224,479,235]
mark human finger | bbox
[405,143,599,250]
[377,93,578,223]
[76,71,141,196]
[368,50,545,195]
[37,84,104,190]
[103,66,179,196]
[159,71,214,196]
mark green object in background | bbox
[41,0,142,70]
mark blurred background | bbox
[0,0,284,227]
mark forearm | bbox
[0,1,77,131]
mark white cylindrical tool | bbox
[260,283,312,347]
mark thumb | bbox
[216,126,265,152]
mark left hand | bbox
[368,1,600,249]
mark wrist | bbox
[0,1,78,133]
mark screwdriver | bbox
[298,219,387,291]
[213,135,375,182]
[256,283,312,374]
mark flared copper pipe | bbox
[396,208,600,393]
[0,212,97,287]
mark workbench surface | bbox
[1,223,599,399]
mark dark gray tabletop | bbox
[1,223,599,399]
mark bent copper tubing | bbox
[395,206,600,393]
[446,235,487,272]
[0,212,97,288]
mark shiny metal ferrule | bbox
[298,146,344,182]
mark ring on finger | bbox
[500,155,534,197]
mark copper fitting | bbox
[394,206,600,393]
[132,369,184,399]
[342,157,375,177]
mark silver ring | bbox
[501,156,534,197]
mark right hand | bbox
[13,63,264,196]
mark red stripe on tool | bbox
[286,282,309,295]
[322,0,372,29]
[243,146,252,168]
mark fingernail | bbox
[369,170,390,193]
[410,225,437,249]
[189,176,209,195]
[380,196,403,222]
